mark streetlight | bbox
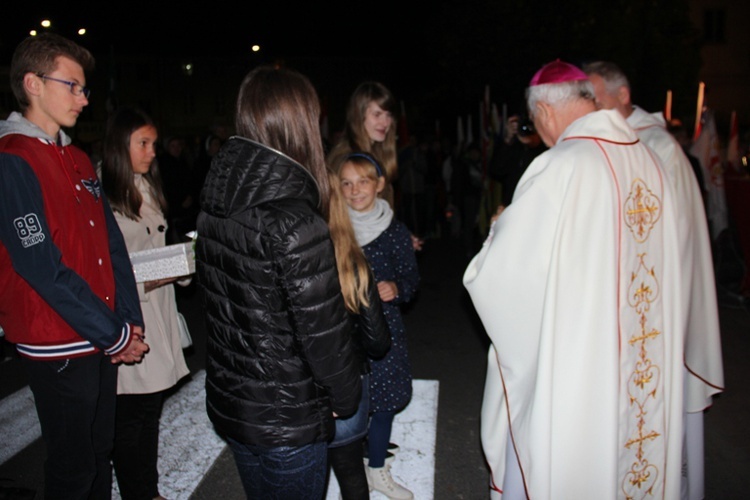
[30,19,51,36]
[28,19,87,40]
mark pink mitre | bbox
[529,59,588,86]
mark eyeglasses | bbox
[36,74,90,99]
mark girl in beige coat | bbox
[101,106,190,500]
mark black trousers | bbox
[112,391,165,500]
[328,439,369,500]
[22,353,117,500]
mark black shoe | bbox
[0,479,36,500]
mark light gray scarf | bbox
[349,198,393,247]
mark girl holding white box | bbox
[100,106,190,500]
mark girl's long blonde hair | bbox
[326,167,371,313]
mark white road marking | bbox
[326,379,439,500]
[1,373,438,500]
[0,385,40,465]
[113,370,225,499]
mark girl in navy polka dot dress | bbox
[335,152,419,499]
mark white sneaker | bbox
[366,464,413,500]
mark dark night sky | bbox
[1,2,712,138]
[1,4,447,134]
[0,5,415,61]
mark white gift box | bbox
[129,241,196,282]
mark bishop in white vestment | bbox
[464,60,724,500]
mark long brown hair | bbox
[101,106,167,221]
[235,64,330,212]
[326,81,398,205]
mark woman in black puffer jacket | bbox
[195,65,361,499]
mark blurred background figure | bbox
[488,113,547,208]
[193,123,229,205]
[451,142,484,258]
[422,135,446,240]
[397,134,427,238]
[157,135,198,244]
[667,118,708,210]
[193,135,222,195]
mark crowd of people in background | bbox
[8,78,741,273]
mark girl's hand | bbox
[411,234,424,251]
[144,276,179,293]
[377,280,398,302]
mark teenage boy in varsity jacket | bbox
[0,33,149,499]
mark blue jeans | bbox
[330,374,369,448]
[227,438,328,499]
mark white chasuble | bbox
[464,109,714,499]
[628,106,725,500]
[627,106,724,412]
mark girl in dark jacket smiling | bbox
[326,167,391,499]
[195,65,361,499]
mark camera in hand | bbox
[517,118,536,137]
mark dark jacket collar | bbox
[201,136,321,217]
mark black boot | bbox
[329,439,369,500]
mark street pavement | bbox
[1,234,749,499]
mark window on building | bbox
[1,91,14,117]
[138,99,153,116]
[214,94,228,116]
[184,92,196,116]
[703,8,726,44]
[136,63,151,82]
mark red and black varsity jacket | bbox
[0,134,143,360]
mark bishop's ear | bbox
[533,101,550,123]
[617,85,631,107]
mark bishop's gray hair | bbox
[525,79,595,117]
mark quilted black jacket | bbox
[352,265,391,373]
[196,137,361,447]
